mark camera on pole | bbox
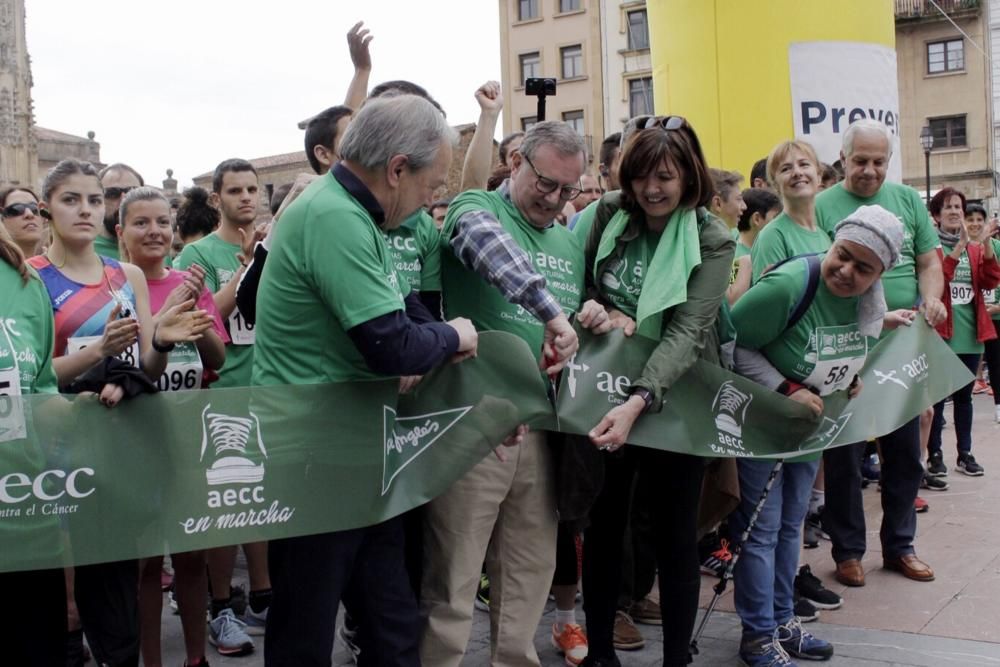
[525,77,556,122]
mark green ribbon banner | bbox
[0,320,972,572]
[555,319,973,459]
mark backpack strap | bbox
[780,253,823,331]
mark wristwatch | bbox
[628,386,654,412]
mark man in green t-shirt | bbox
[422,121,603,667]
[253,94,477,667]
[814,119,946,588]
[96,163,144,260]
[174,158,272,653]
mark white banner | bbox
[789,41,901,182]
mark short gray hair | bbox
[519,121,588,164]
[119,186,169,224]
[338,94,457,171]
[842,119,893,158]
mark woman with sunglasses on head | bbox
[1,186,43,258]
[27,158,213,667]
[118,186,228,667]
[580,115,734,667]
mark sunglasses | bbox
[523,155,583,201]
[642,115,686,131]
[2,202,39,217]
[103,186,135,199]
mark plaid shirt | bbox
[449,181,562,323]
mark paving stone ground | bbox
[159,393,1000,666]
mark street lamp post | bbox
[920,125,934,205]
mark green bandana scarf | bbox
[594,207,702,339]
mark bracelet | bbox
[777,380,807,396]
[151,327,175,353]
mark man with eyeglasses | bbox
[97,163,144,260]
[421,120,610,667]
[573,173,603,213]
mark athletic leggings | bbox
[983,337,1000,405]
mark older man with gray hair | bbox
[815,118,945,589]
[420,120,611,667]
[252,94,478,667]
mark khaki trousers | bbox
[420,431,557,667]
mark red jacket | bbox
[936,242,1000,343]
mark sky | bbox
[24,0,503,188]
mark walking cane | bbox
[690,458,785,655]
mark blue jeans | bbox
[929,352,981,458]
[731,458,819,638]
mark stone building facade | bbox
[0,0,37,188]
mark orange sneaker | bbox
[551,623,589,666]
[914,496,929,513]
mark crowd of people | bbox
[0,22,992,667]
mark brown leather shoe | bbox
[835,558,866,587]
[883,554,935,582]
[612,610,644,650]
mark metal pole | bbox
[537,95,547,123]
[925,149,931,205]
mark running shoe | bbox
[551,623,589,666]
[995,404,1000,423]
[208,609,254,657]
[914,496,929,513]
[739,632,797,666]
[921,472,949,491]
[793,594,819,623]
[957,454,985,476]
[700,537,733,577]
[973,379,991,395]
[161,567,174,592]
[860,454,880,482]
[794,565,842,610]
[803,510,828,549]
[927,451,947,477]
[241,604,267,636]
[474,573,490,612]
[777,617,833,661]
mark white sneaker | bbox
[994,405,1000,423]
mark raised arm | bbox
[344,21,373,110]
[460,81,503,192]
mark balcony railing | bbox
[895,0,979,19]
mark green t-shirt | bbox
[93,234,120,260]
[571,199,598,243]
[984,239,1000,320]
[598,227,658,319]
[732,255,869,462]
[442,189,584,362]
[816,182,939,313]
[252,174,408,385]
[384,210,441,292]
[731,242,751,286]
[0,263,61,564]
[942,243,983,354]
[175,231,254,388]
[751,213,831,282]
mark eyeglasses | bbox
[642,115,687,131]
[2,202,38,217]
[523,155,582,201]
[103,186,134,199]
